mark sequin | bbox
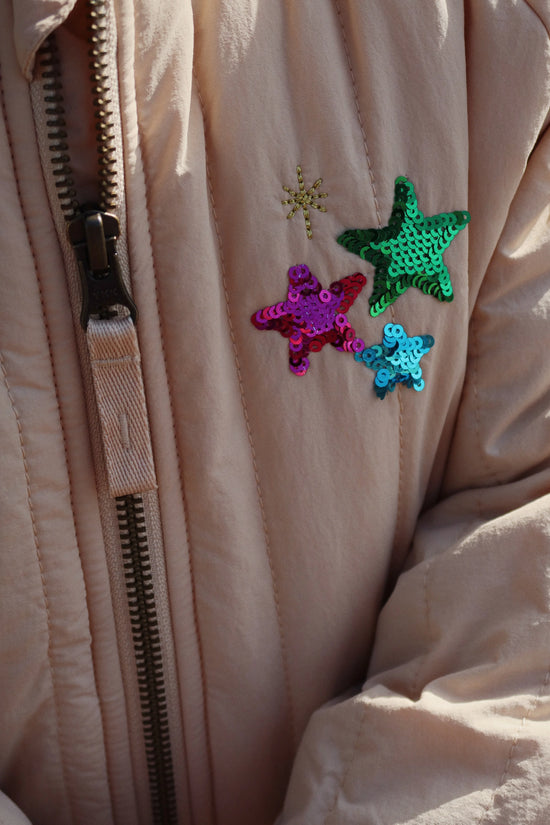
[251,264,366,375]
[281,166,329,239]
[355,323,435,399]
[337,176,470,316]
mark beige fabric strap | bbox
[87,316,157,497]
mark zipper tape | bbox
[87,316,157,497]
[32,9,183,823]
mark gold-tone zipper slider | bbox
[68,207,137,329]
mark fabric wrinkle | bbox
[192,60,297,751]
[0,349,74,825]
[132,50,217,822]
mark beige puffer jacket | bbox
[1,1,550,823]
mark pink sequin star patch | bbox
[251,264,367,375]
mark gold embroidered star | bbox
[281,165,328,239]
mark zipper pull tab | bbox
[68,208,138,329]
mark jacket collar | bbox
[13,0,77,80]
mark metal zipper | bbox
[39,6,137,329]
[117,494,177,825]
[37,3,179,822]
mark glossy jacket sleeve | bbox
[278,123,550,824]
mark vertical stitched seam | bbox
[411,559,433,699]
[134,115,217,825]
[193,68,297,750]
[327,6,407,815]
[332,0,405,549]
[393,315,406,551]
[0,67,82,824]
[0,351,75,823]
[472,315,490,476]
[471,317,484,523]
[34,215,116,825]
[26,84,117,821]
[470,311,493,518]
[322,701,368,825]
[476,663,550,823]
[333,0,382,226]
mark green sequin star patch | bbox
[337,176,470,316]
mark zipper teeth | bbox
[37,3,179,821]
[38,0,118,218]
[116,495,178,825]
[38,37,79,220]
[87,0,118,211]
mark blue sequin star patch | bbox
[355,323,434,399]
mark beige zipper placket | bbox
[28,2,190,823]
